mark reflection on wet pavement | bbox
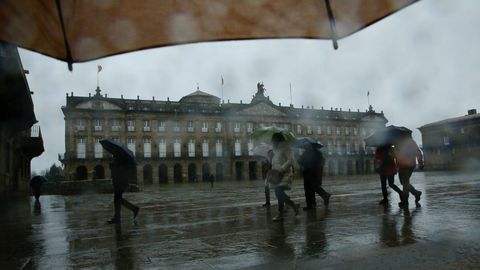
[1,171,479,269]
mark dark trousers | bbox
[113,190,138,221]
[264,185,270,204]
[380,175,403,200]
[274,186,296,214]
[398,168,421,203]
[304,178,330,207]
[32,188,41,200]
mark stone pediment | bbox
[76,100,122,110]
[236,102,287,117]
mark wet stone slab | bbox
[1,171,480,269]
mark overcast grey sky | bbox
[20,0,480,173]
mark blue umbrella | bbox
[100,139,135,164]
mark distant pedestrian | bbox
[296,146,331,210]
[374,145,402,205]
[209,174,214,188]
[262,150,274,207]
[30,175,47,201]
[269,133,299,222]
[394,137,424,208]
[108,158,140,224]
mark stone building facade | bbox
[0,42,44,198]
[60,83,387,184]
[419,109,480,170]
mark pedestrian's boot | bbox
[272,213,284,222]
[398,201,408,209]
[108,201,122,224]
[324,193,331,206]
[107,218,121,224]
[379,198,388,205]
[133,206,140,219]
[415,191,422,207]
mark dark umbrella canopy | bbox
[100,139,135,164]
[364,125,412,147]
[293,137,323,149]
[30,175,47,188]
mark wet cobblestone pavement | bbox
[2,171,480,269]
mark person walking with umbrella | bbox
[295,139,331,210]
[30,175,47,201]
[100,140,140,224]
[269,132,300,222]
[394,137,424,208]
[374,144,402,205]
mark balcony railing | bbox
[128,126,135,131]
[215,127,221,133]
[94,126,102,131]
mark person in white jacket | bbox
[268,132,300,222]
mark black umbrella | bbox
[100,139,135,163]
[30,175,47,188]
[293,137,324,149]
[364,125,412,147]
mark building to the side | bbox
[419,109,480,170]
[0,42,44,198]
[60,83,388,184]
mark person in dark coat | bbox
[296,146,331,210]
[108,158,140,224]
[30,175,46,201]
[374,145,402,205]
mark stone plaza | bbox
[2,171,479,269]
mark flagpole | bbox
[367,90,370,108]
[221,75,224,103]
[289,82,292,106]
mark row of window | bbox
[75,137,372,159]
[75,138,253,159]
[74,119,373,136]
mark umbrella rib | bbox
[324,0,339,50]
[55,0,73,71]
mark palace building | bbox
[60,83,387,184]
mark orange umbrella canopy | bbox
[0,0,418,68]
